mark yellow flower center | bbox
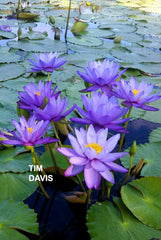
[27,127,33,134]
[133,89,140,96]
[85,143,103,154]
[36,91,41,97]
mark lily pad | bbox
[0,106,17,129]
[121,142,161,177]
[0,172,38,201]
[0,199,38,240]
[0,63,26,81]
[98,23,137,33]
[67,35,103,47]
[149,127,161,143]
[142,98,161,123]
[0,30,16,39]
[0,147,33,173]
[0,51,21,63]
[87,197,161,240]
[8,39,67,52]
[121,177,161,229]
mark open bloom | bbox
[71,92,130,133]
[113,77,161,111]
[1,115,58,146]
[18,80,60,110]
[28,52,66,73]
[57,125,128,189]
[0,25,12,32]
[33,95,75,122]
[77,59,126,96]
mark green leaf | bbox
[0,172,38,201]
[142,98,161,123]
[121,177,161,229]
[0,63,26,81]
[0,30,16,39]
[149,127,161,143]
[0,147,33,173]
[67,35,103,47]
[0,199,38,240]
[87,197,161,240]
[8,39,67,53]
[121,142,161,177]
[71,22,88,34]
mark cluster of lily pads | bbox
[1,50,161,239]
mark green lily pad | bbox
[0,106,17,129]
[0,63,26,81]
[8,39,67,53]
[0,147,33,173]
[67,35,103,47]
[0,30,16,39]
[149,127,161,143]
[98,23,137,33]
[121,142,161,177]
[87,197,161,240]
[0,51,21,63]
[121,177,161,229]
[142,98,161,123]
[0,87,18,110]
[1,77,32,91]
[0,199,38,240]
[0,172,38,201]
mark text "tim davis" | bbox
[29,165,53,182]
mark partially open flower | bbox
[113,77,161,111]
[1,115,58,146]
[0,25,12,32]
[57,125,128,189]
[18,80,60,110]
[33,95,75,122]
[71,91,130,133]
[28,52,66,73]
[78,59,126,96]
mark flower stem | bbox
[48,144,60,176]
[120,154,133,187]
[65,0,72,42]
[51,121,62,147]
[47,72,51,82]
[85,189,92,210]
[101,178,106,201]
[118,106,133,152]
[31,147,50,199]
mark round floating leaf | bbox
[8,39,67,52]
[0,30,16,39]
[0,172,38,201]
[1,77,32,91]
[0,63,26,81]
[0,106,17,129]
[0,52,21,63]
[0,87,18,109]
[0,199,38,240]
[149,128,161,143]
[121,177,161,229]
[142,98,161,123]
[98,23,137,33]
[121,142,161,177]
[87,197,161,240]
[67,35,103,47]
[0,147,33,173]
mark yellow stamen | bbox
[85,143,103,154]
[27,127,33,134]
[36,91,41,97]
[133,89,140,96]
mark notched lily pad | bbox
[0,63,26,81]
[87,197,161,240]
[0,199,38,240]
[121,177,161,229]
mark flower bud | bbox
[49,16,55,25]
[113,36,121,44]
[17,27,22,39]
[129,141,137,157]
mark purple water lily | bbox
[113,77,161,111]
[18,80,60,110]
[77,59,126,96]
[0,25,12,32]
[57,125,128,189]
[33,95,75,122]
[71,91,130,133]
[1,115,58,146]
[28,52,66,73]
